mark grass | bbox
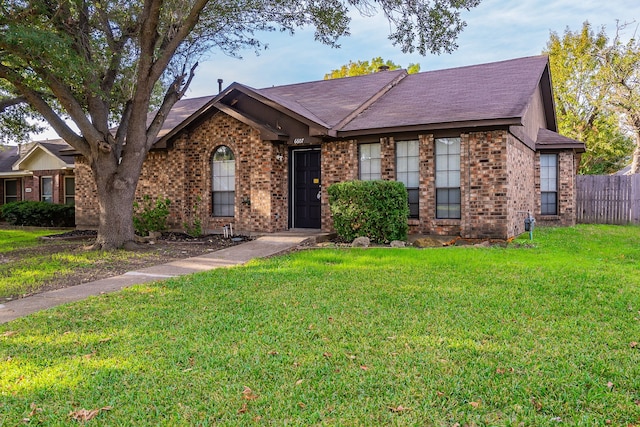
[1,225,640,426]
[0,228,63,253]
[0,229,161,299]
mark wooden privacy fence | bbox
[576,174,640,224]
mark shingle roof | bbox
[153,95,215,140]
[157,55,581,152]
[536,128,584,151]
[341,56,549,132]
[255,69,407,129]
[0,146,20,173]
[38,139,75,164]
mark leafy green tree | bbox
[598,22,640,174]
[324,57,421,79]
[0,0,481,249]
[0,83,43,144]
[545,23,634,174]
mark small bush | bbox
[133,195,171,236]
[0,201,75,227]
[183,196,203,237]
[328,180,409,243]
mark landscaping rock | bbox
[390,240,406,248]
[474,241,491,247]
[412,237,445,248]
[352,236,370,248]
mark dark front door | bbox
[292,148,321,228]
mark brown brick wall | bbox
[74,158,98,228]
[463,131,509,238]
[506,133,536,238]
[74,109,579,239]
[75,113,288,234]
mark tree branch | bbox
[144,62,197,150]
[0,95,27,112]
[0,63,90,156]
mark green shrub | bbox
[0,201,75,227]
[328,180,409,243]
[133,195,171,236]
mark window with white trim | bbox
[4,179,18,204]
[64,176,75,205]
[396,140,420,218]
[435,137,461,219]
[41,176,53,203]
[540,153,558,215]
[212,146,235,217]
[359,143,381,181]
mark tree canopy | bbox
[599,23,640,174]
[545,22,640,174]
[0,82,43,144]
[0,0,482,249]
[324,57,421,79]
[545,22,635,174]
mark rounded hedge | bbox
[328,180,409,243]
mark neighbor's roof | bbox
[0,146,21,174]
[0,138,75,176]
[12,139,75,170]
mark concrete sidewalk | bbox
[0,230,326,324]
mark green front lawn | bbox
[1,225,640,425]
[0,228,64,253]
[0,229,180,300]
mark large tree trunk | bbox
[90,151,143,250]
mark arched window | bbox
[212,146,235,217]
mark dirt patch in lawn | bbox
[2,231,250,302]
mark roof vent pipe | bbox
[217,78,223,93]
[377,65,390,72]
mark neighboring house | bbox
[0,139,75,207]
[75,55,585,240]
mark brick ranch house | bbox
[0,139,75,207]
[75,55,585,240]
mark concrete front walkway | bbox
[0,230,326,324]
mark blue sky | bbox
[187,0,640,95]
[33,0,640,140]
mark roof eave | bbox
[536,143,586,153]
[0,171,32,177]
[225,84,331,131]
[336,118,523,138]
[540,62,558,132]
[216,104,288,141]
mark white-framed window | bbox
[435,137,461,219]
[64,176,75,205]
[212,146,235,217]
[396,140,420,218]
[4,179,18,204]
[359,143,381,181]
[41,176,53,203]
[540,153,558,215]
